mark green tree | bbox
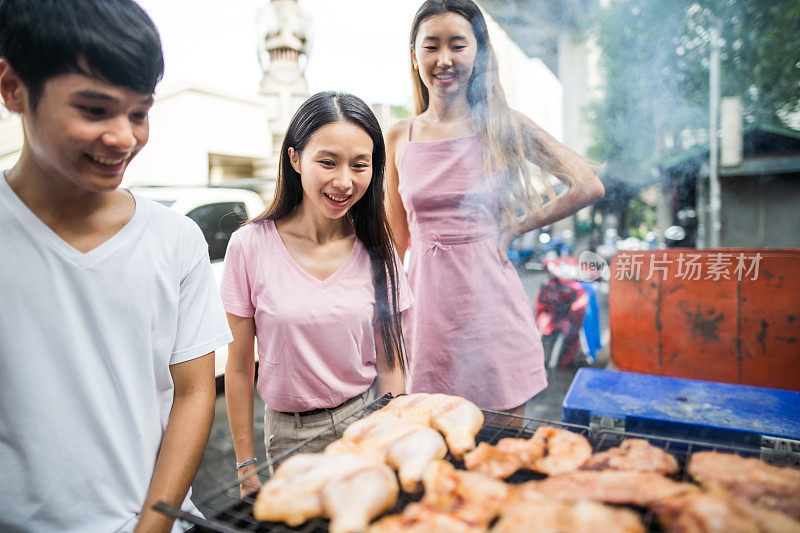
[588,0,800,171]
[676,0,800,125]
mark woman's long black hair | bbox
[251,91,406,372]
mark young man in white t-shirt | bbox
[0,1,233,531]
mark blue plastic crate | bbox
[562,368,800,453]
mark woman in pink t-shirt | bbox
[384,0,605,411]
[221,92,411,495]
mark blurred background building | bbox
[0,0,594,216]
[4,0,795,251]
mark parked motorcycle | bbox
[534,258,590,369]
[507,230,539,268]
[507,228,575,271]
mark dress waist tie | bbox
[415,230,496,257]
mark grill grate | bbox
[156,394,796,532]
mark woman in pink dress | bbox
[385,0,605,411]
[222,92,411,495]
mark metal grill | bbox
[154,394,797,532]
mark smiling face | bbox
[412,12,478,103]
[289,121,374,221]
[14,71,152,194]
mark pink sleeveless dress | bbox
[398,125,547,410]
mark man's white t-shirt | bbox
[0,176,233,532]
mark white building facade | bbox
[123,86,273,189]
[0,1,585,202]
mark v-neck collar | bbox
[267,219,361,288]
[1,171,143,267]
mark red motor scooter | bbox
[534,257,590,369]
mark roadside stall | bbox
[562,249,799,456]
[155,249,800,532]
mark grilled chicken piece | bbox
[491,499,645,533]
[370,460,509,532]
[322,466,403,533]
[463,440,538,479]
[421,460,510,526]
[532,426,593,474]
[325,413,447,492]
[688,452,800,520]
[652,486,800,533]
[253,453,398,533]
[381,393,484,458]
[516,470,699,507]
[582,438,679,475]
[368,503,486,533]
[464,426,591,478]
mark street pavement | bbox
[190,267,608,515]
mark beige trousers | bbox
[263,386,376,474]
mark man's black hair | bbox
[0,0,164,110]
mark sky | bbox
[136,0,422,106]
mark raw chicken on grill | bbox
[530,426,593,474]
[421,460,510,524]
[325,412,447,492]
[367,503,485,533]
[464,426,592,478]
[516,470,699,507]
[652,486,800,533]
[688,451,800,520]
[369,460,509,532]
[491,499,645,533]
[379,393,484,458]
[252,453,398,533]
[582,438,679,475]
[464,438,544,479]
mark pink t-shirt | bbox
[221,220,412,412]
